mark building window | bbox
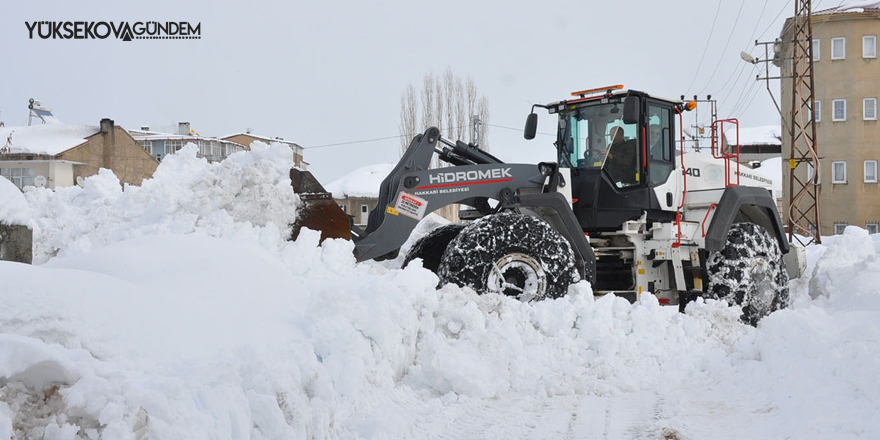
[832,161,847,183]
[807,162,816,182]
[339,204,347,213]
[866,160,878,183]
[139,140,153,154]
[864,98,878,120]
[864,35,877,58]
[165,140,185,155]
[0,167,35,189]
[832,37,846,60]
[834,223,848,235]
[815,100,821,122]
[867,223,879,234]
[832,99,847,121]
[812,39,820,61]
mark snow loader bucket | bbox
[289,169,352,243]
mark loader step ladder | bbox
[711,118,741,187]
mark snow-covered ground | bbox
[1,144,879,439]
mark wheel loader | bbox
[291,85,805,324]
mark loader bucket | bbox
[289,169,352,243]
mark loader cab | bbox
[529,88,682,231]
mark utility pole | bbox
[742,1,820,244]
[785,0,822,245]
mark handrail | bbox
[701,203,718,237]
[676,108,687,210]
[711,118,740,187]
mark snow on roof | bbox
[815,1,880,14]
[324,163,396,198]
[0,175,32,225]
[0,123,99,156]
[726,125,781,146]
[222,132,301,146]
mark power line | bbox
[304,123,481,150]
[305,134,406,149]
[685,0,725,95]
[757,0,794,41]
[696,0,748,96]
[484,122,554,137]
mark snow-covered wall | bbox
[0,177,31,226]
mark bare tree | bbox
[421,73,435,134]
[477,96,490,152]
[398,84,417,157]
[401,68,490,155]
[453,77,466,141]
[443,67,456,139]
[435,77,444,133]
[466,77,477,142]
[397,68,491,222]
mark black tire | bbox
[706,222,790,325]
[402,223,466,273]
[437,212,578,301]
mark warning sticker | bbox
[394,192,428,220]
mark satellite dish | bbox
[75,176,85,187]
[34,175,47,188]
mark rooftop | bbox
[815,1,880,15]
[0,123,99,156]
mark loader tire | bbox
[706,222,789,325]
[437,212,578,301]
[402,223,466,273]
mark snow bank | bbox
[1,141,879,439]
[0,177,31,226]
[23,141,298,264]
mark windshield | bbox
[556,101,639,170]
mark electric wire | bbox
[684,0,725,95]
[709,0,771,98]
[696,0,748,96]
[485,122,554,137]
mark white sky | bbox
[1,0,801,183]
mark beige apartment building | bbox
[779,3,880,235]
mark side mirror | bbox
[623,96,639,125]
[524,113,538,140]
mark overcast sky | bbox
[2,0,805,183]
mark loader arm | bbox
[291,126,595,281]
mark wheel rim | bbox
[486,253,547,301]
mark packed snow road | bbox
[1,144,879,439]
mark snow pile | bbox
[1,143,879,439]
[0,177,31,226]
[324,163,396,199]
[0,124,99,156]
[23,142,298,264]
